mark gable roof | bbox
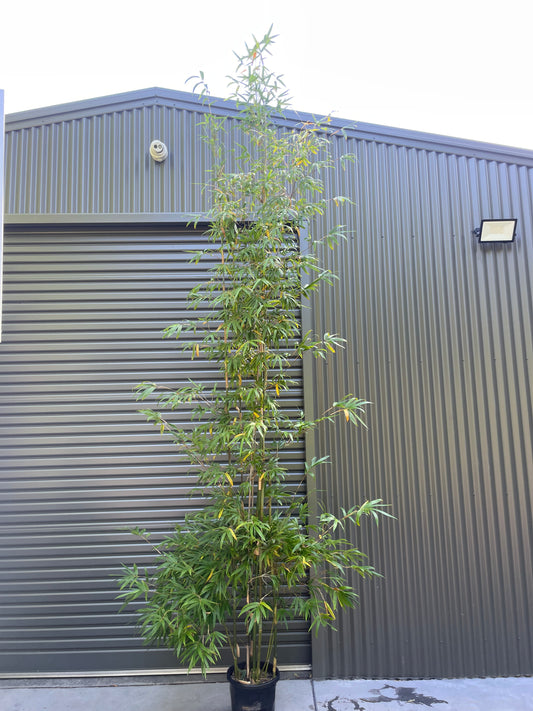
[6,87,533,167]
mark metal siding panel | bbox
[0,225,309,676]
[309,137,533,678]
[0,90,3,341]
[4,91,533,679]
[4,106,212,216]
[7,91,533,220]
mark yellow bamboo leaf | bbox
[195,344,200,357]
[225,472,234,487]
[275,383,280,397]
[326,343,336,353]
[206,569,214,582]
[228,527,237,541]
[217,509,224,519]
[324,601,335,618]
[344,409,350,422]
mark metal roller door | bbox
[0,224,310,676]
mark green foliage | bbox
[117,27,391,685]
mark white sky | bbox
[2,0,532,150]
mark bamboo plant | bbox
[117,28,391,685]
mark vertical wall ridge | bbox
[312,135,533,678]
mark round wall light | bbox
[149,140,168,163]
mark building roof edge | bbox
[6,87,533,167]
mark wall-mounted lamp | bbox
[473,219,517,243]
[149,140,168,163]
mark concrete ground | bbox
[1,676,532,711]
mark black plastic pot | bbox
[227,662,280,711]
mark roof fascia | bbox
[4,88,214,129]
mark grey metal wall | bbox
[3,89,533,678]
[0,224,308,675]
[310,138,533,678]
[1,88,4,340]
[4,91,212,216]
[6,89,532,219]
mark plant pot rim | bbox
[227,661,280,687]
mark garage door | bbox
[0,224,310,676]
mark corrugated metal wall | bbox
[6,90,532,219]
[3,90,533,678]
[4,99,211,215]
[311,138,533,678]
[0,89,4,340]
[0,224,308,675]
